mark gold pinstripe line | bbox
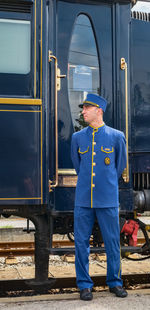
[40,109,43,204]
[39,0,43,204]
[34,0,37,98]
[0,108,42,203]
[0,98,42,105]
[0,110,40,113]
[40,0,43,99]
[0,197,41,200]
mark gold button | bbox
[92,184,95,187]
[92,173,95,176]
[93,152,96,155]
[93,162,96,166]
[93,142,96,145]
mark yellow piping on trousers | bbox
[118,247,122,278]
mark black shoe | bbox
[109,286,128,298]
[80,288,93,301]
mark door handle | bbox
[48,51,66,191]
[120,57,129,183]
[57,68,66,91]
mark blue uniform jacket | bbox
[71,124,127,208]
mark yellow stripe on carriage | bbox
[0,98,42,105]
[0,197,41,200]
[0,110,41,113]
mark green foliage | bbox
[74,110,87,132]
[0,225,13,228]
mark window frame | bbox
[68,13,100,130]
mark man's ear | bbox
[98,108,103,115]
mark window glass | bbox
[68,14,100,130]
[0,19,30,74]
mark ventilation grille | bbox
[133,173,150,190]
[131,11,150,22]
[0,1,32,13]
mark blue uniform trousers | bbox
[74,206,122,290]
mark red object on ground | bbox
[121,220,139,246]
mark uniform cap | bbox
[80,94,107,112]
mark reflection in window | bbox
[68,14,100,130]
[0,19,31,74]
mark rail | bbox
[0,273,150,296]
[0,240,75,257]
[0,238,148,258]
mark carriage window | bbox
[0,19,30,74]
[68,14,100,130]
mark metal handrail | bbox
[48,51,59,189]
[120,57,129,183]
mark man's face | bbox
[82,104,99,124]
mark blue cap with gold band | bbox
[80,93,107,112]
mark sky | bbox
[132,1,150,12]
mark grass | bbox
[0,225,14,228]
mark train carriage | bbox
[0,0,150,287]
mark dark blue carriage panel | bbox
[131,153,150,173]
[54,188,76,212]
[131,19,150,153]
[130,18,150,210]
[0,106,42,204]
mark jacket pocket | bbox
[78,146,89,154]
[101,146,114,154]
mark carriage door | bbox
[48,0,113,211]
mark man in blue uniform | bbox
[71,94,127,301]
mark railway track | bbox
[0,238,147,257]
[0,240,74,257]
[0,239,150,297]
[0,273,150,296]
